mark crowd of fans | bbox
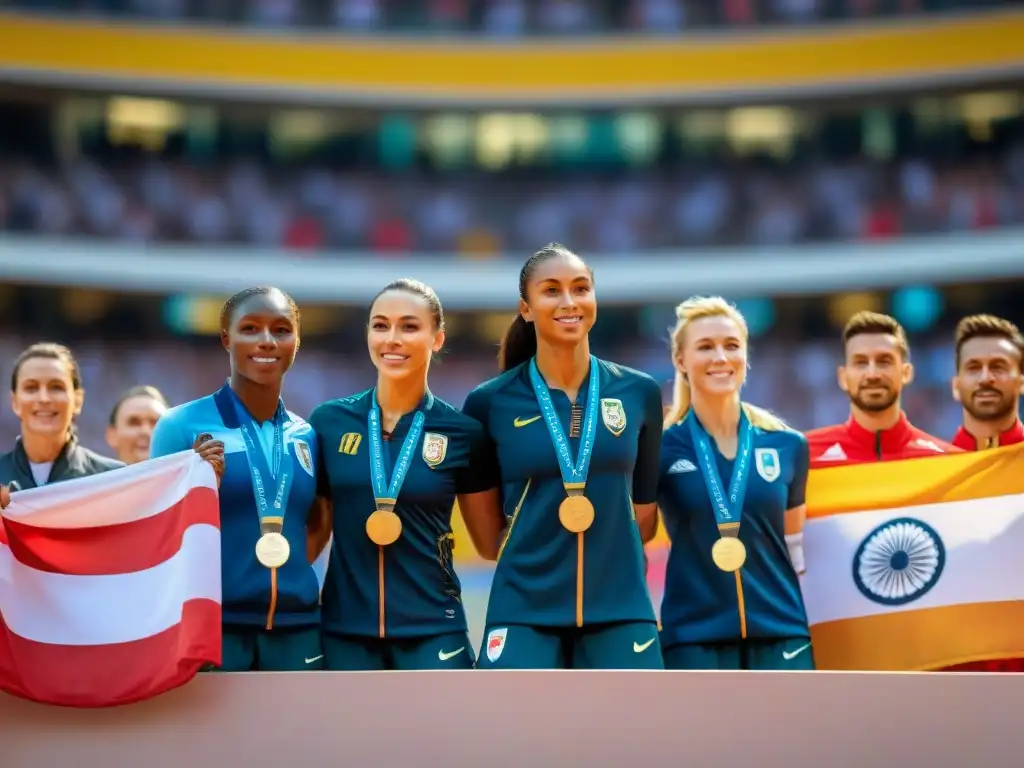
[0,330,968,457]
[1,143,1022,253]
[3,0,1013,33]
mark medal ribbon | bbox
[229,388,294,537]
[367,390,426,511]
[687,408,753,541]
[528,356,601,497]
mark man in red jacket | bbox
[950,314,1024,451]
[945,314,1024,673]
[806,310,959,468]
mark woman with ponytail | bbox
[657,297,813,671]
[462,244,664,670]
[0,343,123,497]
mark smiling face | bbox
[520,250,597,347]
[10,356,83,439]
[367,289,445,382]
[839,332,912,414]
[222,290,299,387]
[953,335,1023,423]
[106,394,168,464]
[676,314,748,400]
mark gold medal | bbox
[366,509,402,546]
[711,537,747,572]
[559,495,595,533]
[255,532,290,569]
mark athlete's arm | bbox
[306,434,333,562]
[151,411,225,482]
[784,435,811,574]
[149,411,190,459]
[306,496,332,563]
[459,390,505,561]
[633,377,664,543]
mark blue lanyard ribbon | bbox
[229,388,293,533]
[528,356,601,493]
[687,408,753,534]
[367,389,426,509]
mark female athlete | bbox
[310,279,498,670]
[0,343,123,498]
[463,244,664,670]
[658,296,813,670]
[150,286,329,672]
[106,385,169,465]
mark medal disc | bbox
[255,532,291,569]
[366,509,403,546]
[711,537,747,572]
[558,495,595,533]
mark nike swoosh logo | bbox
[782,643,811,661]
[633,638,656,653]
[305,655,324,664]
[513,415,542,428]
[438,647,466,661]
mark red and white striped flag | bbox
[0,450,221,708]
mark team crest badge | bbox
[486,628,508,663]
[755,448,780,483]
[422,432,448,468]
[294,440,314,477]
[600,398,627,437]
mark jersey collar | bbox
[213,382,287,429]
[951,418,1024,451]
[845,410,914,453]
[365,388,435,417]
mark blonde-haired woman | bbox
[657,296,813,670]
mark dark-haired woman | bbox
[106,385,169,465]
[150,286,330,672]
[309,279,501,670]
[463,244,665,670]
[0,343,123,496]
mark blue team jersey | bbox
[310,390,492,639]
[150,383,321,628]
[463,358,662,628]
[657,412,810,648]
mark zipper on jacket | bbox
[874,431,882,460]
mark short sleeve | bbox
[149,411,191,459]
[787,434,810,509]
[458,388,501,495]
[632,376,664,505]
[308,406,333,500]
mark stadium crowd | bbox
[1,141,1022,253]
[3,0,1013,33]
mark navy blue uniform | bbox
[310,390,491,670]
[657,411,813,670]
[463,358,664,669]
[151,383,323,671]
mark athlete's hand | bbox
[193,433,225,485]
[0,482,19,510]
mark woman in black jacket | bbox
[0,342,123,492]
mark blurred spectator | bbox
[2,139,1022,252]
[2,0,1016,32]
